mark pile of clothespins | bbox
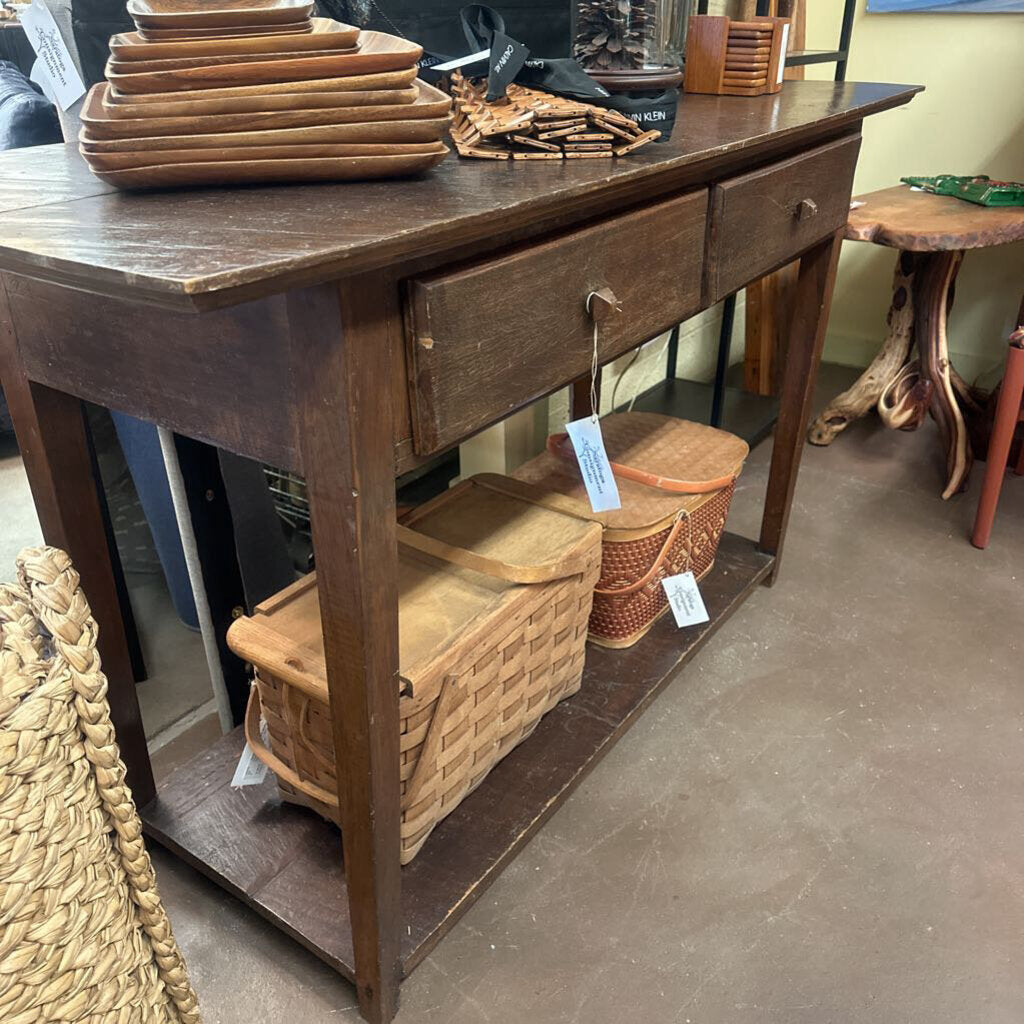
[449,71,660,160]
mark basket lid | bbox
[512,412,749,533]
[226,474,600,703]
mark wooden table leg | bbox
[0,277,154,805]
[290,276,402,1024]
[808,251,918,445]
[759,229,844,583]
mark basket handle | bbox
[244,685,339,810]
[396,522,589,584]
[592,512,690,597]
[546,432,737,494]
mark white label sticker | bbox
[231,719,270,788]
[565,416,621,513]
[20,0,85,111]
[662,571,710,628]
[777,22,790,85]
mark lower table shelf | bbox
[141,531,774,981]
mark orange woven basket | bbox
[512,412,749,648]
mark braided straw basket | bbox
[228,474,602,864]
[513,413,749,648]
[0,547,200,1024]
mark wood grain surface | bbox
[846,184,1024,252]
[0,82,919,311]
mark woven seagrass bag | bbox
[513,412,749,648]
[0,547,200,1024]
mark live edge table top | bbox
[0,81,919,313]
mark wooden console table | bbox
[0,80,917,1023]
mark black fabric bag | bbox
[0,61,61,150]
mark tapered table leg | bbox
[760,229,844,583]
[0,277,154,804]
[290,277,402,1024]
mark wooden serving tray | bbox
[84,148,449,188]
[137,22,312,40]
[102,83,418,119]
[108,46,359,75]
[107,66,418,103]
[106,30,422,94]
[82,140,445,171]
[110,18,358,60]
[128,0,313,30]
[79,113,452,151]
[82,81,450,139]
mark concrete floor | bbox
[149,367,1024,1024]
[3,367,1023,1023]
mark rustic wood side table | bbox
[0,81,917,1024]
[808,186,1024,498]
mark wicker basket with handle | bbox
[227,474,602,864]
[512,412,749,648]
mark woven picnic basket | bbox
[513,412,749,648]
[227,474,602,864]
[0,546,200,1024]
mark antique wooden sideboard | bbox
[0,80,918,1023]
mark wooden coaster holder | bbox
[683,15,790,98]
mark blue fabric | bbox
[111,412,200,630]
[0,61,61,151]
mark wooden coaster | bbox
[726,46,771,57]
[724,69,769,81]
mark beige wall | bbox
[806,0,1024,384]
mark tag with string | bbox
[564,293,621,514]
[660,511,709,627]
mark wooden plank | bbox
[0,84,920,310]
[290,276,402,1024]
[759,229,843,581]
[0,275,155,805]
[140,533,773,982]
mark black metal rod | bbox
[785,50,847,66]
[696,0,709,14]
[710,295,735,429]
[755,0,771,14]
[666,324,680,379]
[835,0,856,81]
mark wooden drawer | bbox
[704,134,861,303]
[405,190,708,456]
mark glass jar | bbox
[574,0,692,73]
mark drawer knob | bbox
[796,198,819,221]
[586,287,622,323]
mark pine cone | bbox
[574,0,652,71]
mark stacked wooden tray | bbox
[683,15,789,98]
[450,73,659,161]
[79,0,451,188]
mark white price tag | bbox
[231,718,270,788]
[776,22,790,85]
[565,416,621,513]
[21,0,85,111]
[661,571,709,628]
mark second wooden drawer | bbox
[704,133,861,303]
[405,189,708,456]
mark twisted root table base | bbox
[808,249,983,498]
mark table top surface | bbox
[0,80,919,310]
[846,184,1024,252]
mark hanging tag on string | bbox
[231,715,270,788]
[662,571,709,628]
[565,299,621,514]
[565,416,621,513]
